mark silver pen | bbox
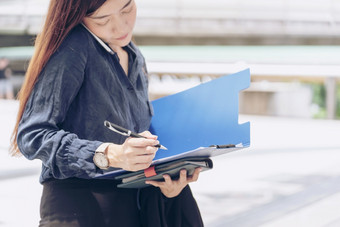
[104,120,168,150]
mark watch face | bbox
[93,152,109,169]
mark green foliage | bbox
[313,107,327,119]
[311,83,326,109]
[311,83,340,119]
[337,85,340,119]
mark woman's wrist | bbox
[106,143,123,168]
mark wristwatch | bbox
[93,143,110,169]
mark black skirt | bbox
[39,178,204,227]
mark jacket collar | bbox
[81,23,137,57]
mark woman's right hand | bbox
[106,131,159,171]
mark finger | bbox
[145,145,158,154]
[124,146,149,157]
[162,174,173,186]
[125,144,158,157]
[135,153,154,164]
[139,131,158,140]
[188,168,201,182]
[140,151,156,163]
[128,137,160,148]
[179,169,188,184]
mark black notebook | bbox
[115,158,213,188]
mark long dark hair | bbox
[10,0,106,156]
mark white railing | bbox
[146,61,340,119]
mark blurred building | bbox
[0,0,340,46]
[0,0,339,119]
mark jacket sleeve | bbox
[17,43,103,180]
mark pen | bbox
[104,120,168,150]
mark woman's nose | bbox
[110,16,127,33]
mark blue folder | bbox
[149,68,251,164]
[97,69,251,178]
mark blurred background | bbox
[1,0,340,226]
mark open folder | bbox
[97,69,251,187]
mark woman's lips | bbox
[116,33,128,40]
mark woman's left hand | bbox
[145,168,201,198]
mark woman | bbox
[10,0,203,226]
[0,57,14,99]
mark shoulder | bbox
[46,24,96,70]
[38,25,93,82]
[57,24,91,57]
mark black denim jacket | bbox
[17,25,153,183]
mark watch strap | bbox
[95,143,111,154]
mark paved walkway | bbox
[1,100,340,226]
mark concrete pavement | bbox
[1,100,340,226]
